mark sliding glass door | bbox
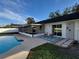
[52,24,62,36]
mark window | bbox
[52,24,62,36]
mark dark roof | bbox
[37,12,79,24]
[19,25,31,28]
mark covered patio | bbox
[18,24,45,37]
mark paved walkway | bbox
[0,34,48,59]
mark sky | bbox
[0,0,79,25]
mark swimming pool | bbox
[0,36,21,54]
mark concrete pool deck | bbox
[0,34,48,59]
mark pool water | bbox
[0,36,21,54]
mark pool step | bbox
[55,39,74,48]
[55,39,68,46]
[61,39,74,48]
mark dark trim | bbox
[0,32,19,36]
[0,32,18,34]
[0,27,19,28]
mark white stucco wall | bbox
[45,24,52,35]
[44,22,67,38]
[74,20,79,41]
[44,19,79,41]
[62,23,67,38]
[0,28,18,33]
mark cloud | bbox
[0,0,29,13]
[0,8,26,23]
[0,8,39,24]
[0,0,39,24]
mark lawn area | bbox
[27,43,79,59]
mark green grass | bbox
[27,43,79,59]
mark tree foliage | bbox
[63,7,71,15]
[54,10,62,17]
[49,3,79,19]
[49,10,61,19]
[26,17,35,24]
[49,12,55,18]
[72,3,79,13]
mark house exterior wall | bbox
[62,23,67,38]
[44,22,67,38]
[44,19,79,41]
[66,21,75,40]
[45,24,52,35]
[74,19,79,41]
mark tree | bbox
[54,10,61,17]
[48,3,79,19]
[49,10,61,19]
[63,7,71,15]
[26,17,35,25]
[76,5,79,12]
[72,3,79,13]
[49,12,55,18]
